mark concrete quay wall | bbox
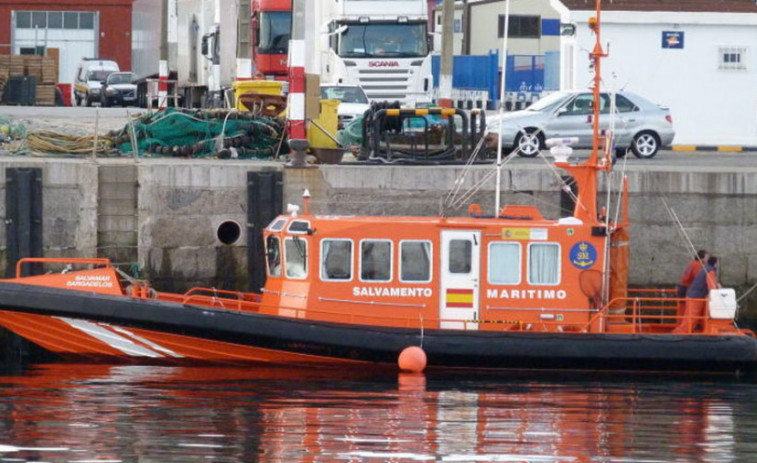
[0,158,755,295]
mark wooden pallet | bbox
[10,55,24,77]
[41,56,56,84]
[35,84,56,106]
[25,55,42,80]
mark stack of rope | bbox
[21,131,114,157]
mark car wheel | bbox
[631,131,660,159]
[85,95,92,107]
[75,95,82,106]
[615,147,628,158]
[514,129,542,158]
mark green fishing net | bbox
[115,108,286,159]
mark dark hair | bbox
[696,249,708,260]
[707,256,718,266]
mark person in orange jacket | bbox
[674,256,720,334]
[676,249,708,316]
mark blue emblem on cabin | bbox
[570,242,596,269]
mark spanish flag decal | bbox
[446,288,474,308]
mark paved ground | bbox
[2,106,757,169]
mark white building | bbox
[555,0,757,147]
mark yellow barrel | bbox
[308,99,339,148]
[232,80,284,111]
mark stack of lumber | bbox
[10,55,25,77]
[0,55,58,106]
[0,55,9,96]
[0,54,59,105]
[36,56,58,105]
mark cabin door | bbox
[440,230,480,330]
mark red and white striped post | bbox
[287,0,307,141]
[158,59,168,110]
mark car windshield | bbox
[107,73,134,85]
[526,92,573,111]
[320,86,368,104]
[87,70,113,82]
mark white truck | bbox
[318,0,433,107]
[131,0,242,108]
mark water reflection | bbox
[0,364,754,462]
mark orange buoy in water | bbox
[398,346,427,373]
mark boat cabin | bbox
[259,205,616,333]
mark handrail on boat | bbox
[584,293,728,335]
[15,257,112,278]
[182,287,252,300]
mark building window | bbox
[488,242,521,285]
[498,15,541,39]
[321,239,353,281]
[64,11,79,29]
[360,240,392,282]
[528,243,560,285]
[47,12,62,29]
[719,47,746,70]
[14,11,96,30]
[15,11,31,28]
[400,240,432,283]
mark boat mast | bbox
[589,0,604,167]
[554,0,609,225]
[494,0,510,214]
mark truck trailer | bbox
[132,0,244,108]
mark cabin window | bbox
[266,235,281,277]
[360,240,392,282]
[400,240,432,283]
[448,239,472,274]
[528,243,560,285]
[268,218,287,232]
[287,220,311,234]
[488,242,521,285]
[284,237,308,279]
[321,239,353,281]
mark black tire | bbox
[631,131,660,159]
[615,147,628,158]
[514,129,543,158]
[85,95,92,107]
[75,95,82,106]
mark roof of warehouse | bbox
[559,0,757,13]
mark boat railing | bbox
[14,257,112,278]
[587,291,744,335]
[150,287,262,312]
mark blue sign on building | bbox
[662,31,684,49]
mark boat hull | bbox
[0,282,756,372]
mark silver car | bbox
[485,91,675,159]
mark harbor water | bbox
[1,363,757,462]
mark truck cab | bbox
[321,0,433,107]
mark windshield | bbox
[107,73,134,85]
[86,70,113,82]
[320,86,368,104]
[258,11,291,53]
[527,92,573,111]
[338,22,428,58]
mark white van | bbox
[74,58,120,106]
